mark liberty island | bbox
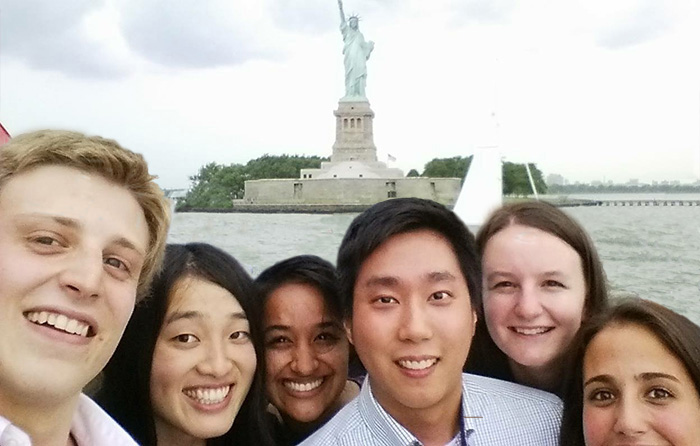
[235,1,461,211]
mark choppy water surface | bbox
[566,206,700,324]
[169,205,700,325]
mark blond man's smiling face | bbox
[0,165,149,409]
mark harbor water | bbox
[169,199,700,325]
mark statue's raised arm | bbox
[338,0,346,25]
[336,0,374,100]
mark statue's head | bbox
[348,15,359,29]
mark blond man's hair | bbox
[0,129,171,299]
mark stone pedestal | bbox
[331,101,377,163]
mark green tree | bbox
[179,155,327,209]
[502,162,547,196]
[420,156,547,195]
[180,162,245,209]
[406,168,420,177]
[422,156,473,183]
[245,154,324,180]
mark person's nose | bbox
[196,340,234,378]
[513,285,544,320]
[613,396,647,437]
[58,249,103,299]
[397,300,432,342]
[290,342,319,375]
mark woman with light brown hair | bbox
[465,200,608,395]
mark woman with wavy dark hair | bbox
[96,243,274,446]
[560,298,700,445]
[465,200,608,395]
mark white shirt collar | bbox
[0,416,32,446]
[0,394,136,446]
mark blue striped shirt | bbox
[300,373,562,446]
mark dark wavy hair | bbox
[95,243,274,446]
[560,298,700,446]
[465,200,608,391]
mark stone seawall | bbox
[176,197,605,214]
[178,204,372,214]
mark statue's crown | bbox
[348,13,360,21]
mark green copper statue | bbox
[337,0,374,100]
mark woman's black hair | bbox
[96,243,274,446]
[255,255,341,321]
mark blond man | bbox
[0,130,171,446]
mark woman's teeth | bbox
[183,385,231,405]
[284,379,323,392]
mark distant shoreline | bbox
[175,197,603,214]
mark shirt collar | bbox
[0,415,33,446]
[71,394,138,446]
[357,376,475,446]
[0,395,136,446]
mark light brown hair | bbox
[0,129,171,299]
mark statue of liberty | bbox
[337,0,374,100]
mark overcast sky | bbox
[1,0,698,189]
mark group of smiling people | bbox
[1,129,699,446]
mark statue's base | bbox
[334,100,373,116]
[331,100,376,163]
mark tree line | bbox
[179,154,547,210]
[421,156,547,196]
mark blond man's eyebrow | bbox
[18,213,146,256]
[113,237,146,257]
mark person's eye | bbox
[376,296,398,304]
[231,331,251,342]
[104,257,129,271]
[28,234,65,251]
[174,333,199,343]
[316,332,340,343]
[33,236,60,246]
[267,336,291,347]
[490,281,515,290]
[646,387,674,401]
[429,291,451,301]
[588,389,615,405]
[543,280,565,288]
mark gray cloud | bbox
[117,0,277,68]
[448,0,516,24]
[268,0,336,34]
[267,0,402,34]
[594,1,672,50]
[0,0,129,77]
